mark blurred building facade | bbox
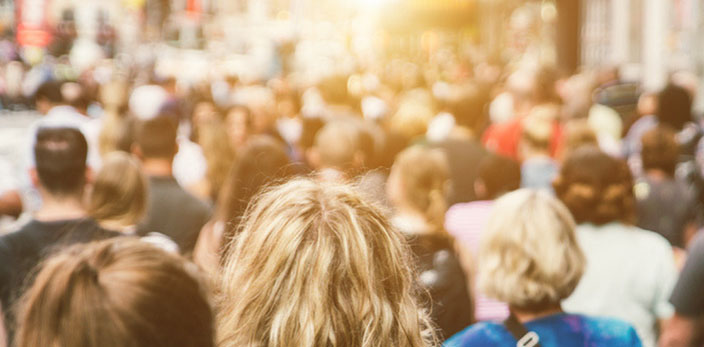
[579,0,704,105]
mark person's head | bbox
[387,146,449,231]
[224,105,252,149]
[32,127,89,200]
[132,116,178,162]
[217,136,291,258]
[641,125,679,177]
[310,119,364,175]
[389,99,434,141]
[475,153,521,200]
[554,146,635,225]
[16,238,214,347]
[657,83,692,130]
[35,80,64,114]
[450,88,489,135]
[478,189,585,311]
[192,99,219,128]
[519,105,558,160]
[218,178,434,347]
[560,119,598,162]
[88,152,147,229]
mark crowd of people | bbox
[0,37,702,346]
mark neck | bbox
[35,194,86,222]
[141,158,173,177]
[510,304,563,323]
[645,169,670,181]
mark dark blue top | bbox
[444,313,642,347]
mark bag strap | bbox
[503,313,542,347]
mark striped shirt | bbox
[445,200,509,321]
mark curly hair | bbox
[217,178,436,347]
[553,146,636,225]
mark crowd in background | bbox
[0,31,702,346]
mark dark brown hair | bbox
[134,116,178,159]
[641,125,679,177]
[34,127,88,197]
[16,238,214,347]
[478,153,521,199]
[554,146,635,225]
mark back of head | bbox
[450,87,488,134]
[561,119,598,160]
[641,125,679,176]
[389,99,434,141]
[314,120,362,171]
[133,116,178,160]
[554,146,635,225]
[478,153,521,199]
[478,189,585,310]
[35,80,64,104]
[217,136,291,256]
[218,178,433,347]
[16,238,214,347]
[88,152,147,228]
[390,146,449,231]
[34,127,88,197]
[521,105,558,153]
[657,83,692,130]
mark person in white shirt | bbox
[554,146,677,347]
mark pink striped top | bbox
[445,200,510,322]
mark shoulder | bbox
[0,222,39,250]
[627,225,675,252]
[445,322,508,346]
[577,316,642,346]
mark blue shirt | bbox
[444,313,642,347]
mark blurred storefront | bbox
[580,0,704,101]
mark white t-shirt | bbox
[563,223,677,347]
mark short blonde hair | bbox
[478,189,585,310]
[217,178,435,347]
[88,152,147,228]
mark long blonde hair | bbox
[198,117,236,202]
[88,152,147,230]
[217,178,435,347]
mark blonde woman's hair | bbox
[391,146,450,232]
[16,238,214,347]
[217,178,435,347]
[88,152,147,229]
[197,117,236,202]
[478,189,585,310]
